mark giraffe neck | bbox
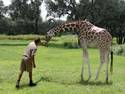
[45,20,94,44]
[51,21,94,36]
[52,21,80,35]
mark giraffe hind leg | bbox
[105,50,110,83]
[95,49,110,83]
[95,49,105,80]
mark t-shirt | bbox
[23,41,37,58]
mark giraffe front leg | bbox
[81,62,84,81]
[87,62,91,81]
[80,40,85,81]
[83,48,91,81]
[81,48,85,81]
[85,49,91,81]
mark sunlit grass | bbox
[0,35,125,94]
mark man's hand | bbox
[31,55,36,68]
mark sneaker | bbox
[29,82,36,86]
[16,81,19,88]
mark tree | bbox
[9,0,29,20]
[9,0,43,34]
[0,0,7,19]
[45,0,80,20]
[28,0,43,34]
[45,0,125,44]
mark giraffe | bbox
[45,19,113,83]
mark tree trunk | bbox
[78,38,80,47]
[35,18,38,34]
[117,35,124,44]
[123,37,125,44]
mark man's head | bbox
[34,38,41,45]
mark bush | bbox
[113,45,125,56]
[63,42,79,49]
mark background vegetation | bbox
[0,0,125,44]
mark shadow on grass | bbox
[47,43,97,49]
[46,43,80,49]
[16,80,39,89]
[35,76,113,86]
[35,76,51,84]
[79,80,113,86]
[0,42,96,50]
[17,84,29,89]
[16,84,37,89]
[16,76,54,89]
[34,76,77,85]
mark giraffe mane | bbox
[47,19,93,38]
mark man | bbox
[16,38,41,88]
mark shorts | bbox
[20,56,33,72]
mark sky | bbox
[3,0,79,21]
[3,0,48,21]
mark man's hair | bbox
[34,38,41,44]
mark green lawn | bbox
[0,36,125,94]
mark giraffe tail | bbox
[110,51,113,74]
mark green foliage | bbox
[0,0,7,19]
[9,0,42,21]
[8,0,42,34]
[0,18,10,34]
[63,42,79,49]
[113,44,125,56]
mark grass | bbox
[0,35,125,94]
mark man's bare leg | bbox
[16,70,24,88]
[29,71,36,86]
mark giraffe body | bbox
[79,26,112,49]
[45,20,113,83]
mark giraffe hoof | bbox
[106,80,109,84]
[95,77,98,81]
[87,76,91,81]
[106,78,109,84]
[81,77,84,82]
[81,78,84,81]
[81,75,84,81]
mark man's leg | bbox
[16,70,24,88]
[29,71,36,86]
